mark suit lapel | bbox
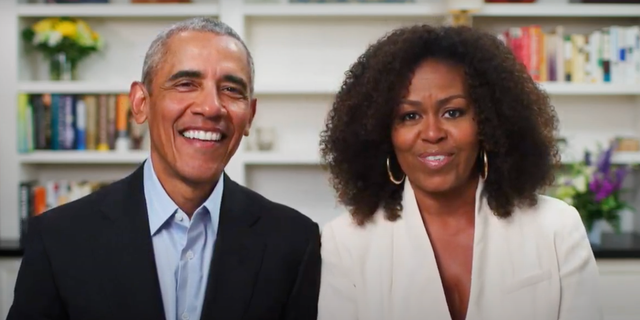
[201,174,265,320]
[98,163,166,320]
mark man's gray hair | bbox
[141,17,255,94]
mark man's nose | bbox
[191,88,225,118]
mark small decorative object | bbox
[256,127,276,151]
[21,17,104,81]
[554,140,633,247]
[446,0,484,26]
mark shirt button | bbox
[175,214,183,222]
[186,250,194,260]
[181,313,189,320]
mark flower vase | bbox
[587,219,605,247]
[49,52,77,81]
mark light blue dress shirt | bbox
[143,158,223,320]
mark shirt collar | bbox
[143,157,224,235]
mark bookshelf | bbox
[2,0,640,319]
[4,0,640,228]
[5,0,640,235]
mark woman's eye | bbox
[444,109,463,118]
[402,112,419,121]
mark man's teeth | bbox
[182,130,221,141]
[426,155,445,161]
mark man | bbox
[8,17,321,320]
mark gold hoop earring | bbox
[480,150,489,179]
[387,156,405,185]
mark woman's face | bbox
[391,59,479,195]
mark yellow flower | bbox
[32,18,58,34]
[54,20,77,38]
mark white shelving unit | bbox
[16,3,219,17]
[2,1,640,319]
[3,0,640,227]
[3,0,640,230]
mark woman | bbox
[317,24,602,320]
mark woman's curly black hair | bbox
[319,24,560,225]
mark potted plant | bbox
[554,140,633,246]
[21,17,104,81]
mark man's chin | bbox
[176,164,224,186]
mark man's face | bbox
[131,31,255,186]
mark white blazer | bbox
[318,178,603,320]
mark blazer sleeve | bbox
[283,222,322,320]
[556,205,604,320]
[317,221,358,320]
[6,216,68,320]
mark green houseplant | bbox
[555,141,633,245]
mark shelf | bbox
[19,150,149,165]
[540,83,640,96]
[561,151,640,165]
[476,3,640,17]
[18,81,129,94]
[18,81,640,96]
[16,3,219,18]
[243,151,322,165]
[18,81,339,95]
[243,3,445,17]
[610,151,640,165]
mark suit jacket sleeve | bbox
[283,222,322,320]
[317,221,357,320]
[557,205,604,320]
[7,216,68,320]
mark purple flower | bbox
[595,179,614,201]
[613,166,628,189]
[589,178,599,193]
[596,140,618,175]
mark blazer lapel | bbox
[98,163,166,320]
[200,174,266,320]
[391,179,451,320]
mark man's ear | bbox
[129,81,149,124]
[244,97,257,136]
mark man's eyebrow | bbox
[222,74,248,92]
[167,70,204,82]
